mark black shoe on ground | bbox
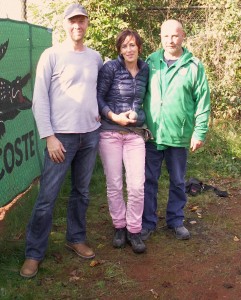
[113,228,126,248]
[127,231,146,253]
[141,228,154,241]
[173,226,190,240]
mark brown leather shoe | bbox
[20,259,40,278]
[65,242,95,259]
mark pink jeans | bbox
[99,131,145,233]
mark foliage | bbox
[186,119,241,180]
[27,0,164,58]
[186,0,241,119]
[27,0,241,119]
[83,0,133,58]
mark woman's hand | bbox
[108,110,137,126]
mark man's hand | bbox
[108,110,137,126]
[46,135,66,163]
[190,137,204,152]
[96,115,101,122]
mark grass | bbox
[186,118,241,180]
[0,119,240,299]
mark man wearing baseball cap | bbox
[63,3,88,19]
[20,3,103,278]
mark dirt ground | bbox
[1,178,241,300]
[92,178,241,300]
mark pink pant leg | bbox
[123,134,145,233]
[99,131,145,233]
[99,131,127,229]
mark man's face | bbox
[160,22,185,57]
[64,15,88,42]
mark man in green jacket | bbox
[141,19,210,241]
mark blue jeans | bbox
[25,130,100,261]
[142,142,188,230]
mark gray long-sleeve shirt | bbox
[32,42,103,139]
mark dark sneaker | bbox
[141,228,154,241]
[113,228,126,248]
[127,231,146,253]
[173,226,190,240]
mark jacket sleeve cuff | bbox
[192,131,206,142]
[102,106,111,118]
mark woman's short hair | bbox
[116,29,143,54]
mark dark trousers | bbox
[142,142,188,230]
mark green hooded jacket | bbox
[144,48,210,149]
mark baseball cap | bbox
[63,3,88,19]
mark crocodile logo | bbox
[0,40,31,138]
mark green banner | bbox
[0,19,52,207]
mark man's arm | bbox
[32,49,55,139]
[191,61,211,151]
[32,49,66,162]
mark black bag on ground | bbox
[185,178,228,197]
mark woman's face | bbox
[120,35,139,64]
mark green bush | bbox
[27,0,241,119]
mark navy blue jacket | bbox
[97,55,149,127]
